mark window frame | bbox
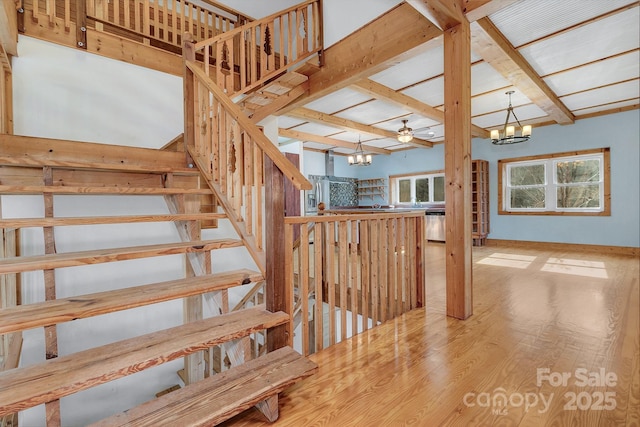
[390,170,445,205]
[498,148,610,216]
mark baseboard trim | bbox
[486,239,640,257]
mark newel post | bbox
[183,32,196,167]
[265,157,290,352]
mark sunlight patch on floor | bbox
[541,257,609,278]
[476,252,537,269]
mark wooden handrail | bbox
[185,60,311,191]
[192,0,323,96]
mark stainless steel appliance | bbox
[425,208,445,241]
[305,175,358,214]
[305,177,327,214]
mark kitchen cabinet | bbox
[357,178,387,201]
[472,159,489,246]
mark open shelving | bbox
[357,178,387,201]
[471,159,490,246]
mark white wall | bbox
[337,110,640,248]
[13,37,183,147]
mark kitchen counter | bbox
[324,208,426,214]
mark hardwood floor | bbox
[223,243,640,426]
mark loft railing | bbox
[86,0,251,47]
[192,0,322,96]
[285,212,425,356]
[23,0,252,48]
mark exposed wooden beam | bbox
[278,3,442,114]
[351,79,490,138]
[288,107,433,148]
[0,0,18,57]
[463,0,520,22]
[444,16,473,320]
[407,0,465,31]
[249,82,308,124]
[471,18,575,124]
[278,128,392,155]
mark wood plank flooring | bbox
[223,243,640,426]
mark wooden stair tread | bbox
[0,185,212,195]
[0,269,264,335]
[0,213,227,229]
[90,346,318,427]
[0,239,243,274]
[0,307,289,416]
[0,134,198,174]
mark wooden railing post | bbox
[265,157,290,352]
[75,0,87,49]
[415,216,425,308]
[183,32,196,167]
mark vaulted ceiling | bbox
[275,0,640,157]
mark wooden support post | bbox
[444,13,473,320]
[256,395,279,422]
[183,32,196,168]
[183,193,205,385]
[43,166,61,426]
[75,0,86,49]
[265,157,290,352]
[415,216,425,308]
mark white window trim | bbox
[392,172,445,205]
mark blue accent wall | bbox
[325,110,640,248]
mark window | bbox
[392,171,445,205]
[499,148,610,216]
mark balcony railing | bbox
[285,211,425,355]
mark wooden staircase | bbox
[1,0,323,424]
[0,133,317,425]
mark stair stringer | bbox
[163,195,255,383]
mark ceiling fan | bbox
[397,119,436,143]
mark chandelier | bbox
[490,91,532,145]
[348,137,372,166]
[397,119,413,143]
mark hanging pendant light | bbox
[490,91,532,145]
[397,119,414,143]
[348,136,372,166]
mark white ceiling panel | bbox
[303,87,373,114]
[290,122,346,135]
[401,76,444,107]
[369,44,444,90]
[560,80,640,111]
[471,87,533,116]
[544,50,640,96]
[490,0,637,48]
[472,104,548,129]
[519,6,640,76]
[334,99,410,124]
[360,138,398,148]
[573,99,640,116]
[375,115,440,133]
[278,116,306,128]
[471,62,511,96]
[302,142,332,150]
